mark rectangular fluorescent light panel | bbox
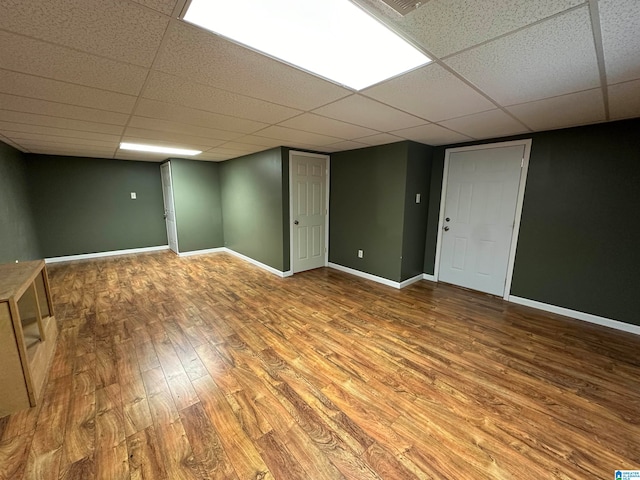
[183,0,431,91]
[120,143,202,156]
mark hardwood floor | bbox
[1,251,639,479]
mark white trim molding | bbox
[509,296,640,336]
[178,247,225,257]
[399,274,424,289]
[422,273,436,282]
[328,263,422,289]
[224,248,291,278]
[434,139,533,301]
[45,245,169,263]
[289,150,331,275]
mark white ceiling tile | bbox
[0,121,121,142]
[599,0,640,84]
[122,128,226,150]
[312,95,426,131]
[439,109,529,139]
[134,99,267,134]
[363,64,495,122]
[0,94,129,126]
[0,111,124,136]
[13,140,116,152]
[391,124,472,146]
[253,126,342,146]
[0,0,168,67]
[230,136,286,148]
[0,70,136,114]
[352,133,404,146]
[153,22,351,110]
[446,6,600,106]
[195,152,234,162]
[0,132,119,148]
[143,72,301,124]
[0,134,26,151]
[215,142,268,154]
[128,117,242,141]
[361,0,583,58]
[278,113,378,139]
[114,150,169,162]
[203,147,251,157]
[507,89,606,130]
[608,80,640,121]
[0,31,148,95]
[130,0,177,15]
[25,146,117,158]
[323,140,368,152]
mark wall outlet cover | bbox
[358,250,363,258]
[131,192,137,199]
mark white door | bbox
[438,144,525,296]
[291,152,328,273]
[160,162,179,253]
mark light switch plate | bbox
[416,193,421,203]
[131,192,137,199]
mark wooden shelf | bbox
[0,260,58,418]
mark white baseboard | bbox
[224,248,289,278]
[328,263,404,289]
[508,296,640,336]
[399,274,424,288]
[422,273,436,282]
[178,247,225,257]
[45,245,169,263]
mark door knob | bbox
[444,226,449,231]
[294,220,299,225]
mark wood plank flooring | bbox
[1,251,639,479]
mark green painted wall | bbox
[401,142,433,281]
[281,148,291,271]
[169,159,223,253]
[330,142,431,282]
[219,148,288,271]
[423,146,446,276]
[423,118,640,326]
[27,154,167,258]
[0,142,40,263]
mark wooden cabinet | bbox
[0,260,58,417]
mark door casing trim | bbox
[289,150,331,274]
[434,139,532,300]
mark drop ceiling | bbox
[0,0,638,162]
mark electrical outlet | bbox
[358,250,363,258]
[131,192,137,199]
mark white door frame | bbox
[289,150,330,274]
[160,161,179,254]
[433,139,532,300]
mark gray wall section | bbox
[423,147,446,276]
[0,142,41,263]
[169,159,223,253]
[219,148,287,271]
[281,148,291,272]
[329,142,409,281]
[401,142,432,281]
[27,154,167,258]
[423,118,640,326]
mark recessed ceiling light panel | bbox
[182,0,431,90]
[119,143,202,156]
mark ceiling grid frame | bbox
[0,0,637,160]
